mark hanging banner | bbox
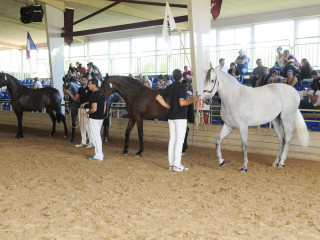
[64,8,74,46]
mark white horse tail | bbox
[294,109,309,147]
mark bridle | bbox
[203,75,218,94]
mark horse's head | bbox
[203,67,219,105]
[101,75,114,99]
[0,72,8,88]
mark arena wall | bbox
[0,111,319,161]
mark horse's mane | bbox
[111,76,146,87]
[205,68,213,84]
[1,72,23,86]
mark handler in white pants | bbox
[156,69,200,172]
[85,78,106,161]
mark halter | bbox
[203,75,218,94]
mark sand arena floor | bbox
[0,124,319,240]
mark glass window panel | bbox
[89,41,108,56]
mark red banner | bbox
[211,0,223,20]
[64,8,74,46]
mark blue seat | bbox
[153,78,158,84]
[21,80,26,85]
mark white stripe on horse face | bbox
[109,83,113,89]
[4,74,7,81]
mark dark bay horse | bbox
[63,75,81,144]
[101,76,189,157]
[0,72,68,138]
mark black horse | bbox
[101,76,190,157]
[63,75,81,144]
[0,72,68,138]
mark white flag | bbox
[162,2,176,50]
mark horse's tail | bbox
[294,109,309,147]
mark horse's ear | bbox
[210,62,213,69]
[105,74,110,81]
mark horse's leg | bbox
[278,121,293,168]
[239,126,249,172]
[102,116,110,142]
[216,124,233,167]
[182,126,189,154]
[271,117,285,167]
[123,118,136,155]
[70,112,76,144]
[60,112,69,138]
[14,109,24,139]
[47,108,56,137]
[135,117,144,157]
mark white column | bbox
[188,0,211,124]
[44,4,65,109]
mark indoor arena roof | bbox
[0,0,319,50]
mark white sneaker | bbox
[173,165,189,172]
[75,143,86,147]
[86,144,94,148]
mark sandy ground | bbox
[0,124,320,240]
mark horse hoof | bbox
[104,139,109,143]
[123,151,129,156]
[15,135,23,139]
[219,160,226,167]
[70,140,74,144]
[64,134,68,138]
[49,134,53,137]
[135,153,141,157]
[278,164,285,168]
[240,168,248,172]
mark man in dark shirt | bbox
[64,75,92,148]
[311,70,320,90]
[85,78,106,161]
[155,69,199,172]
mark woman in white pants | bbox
[156,69,200,172]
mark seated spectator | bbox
[163,74,173,86]
[128,74,134,78]
[250,58,265,87]
[32,77,42,89]
[218,58,228,73]
[228,62,240,81]
[69,63,75,73]
[156,74,166,89]
[235,49,250,83]
[281,69,299,91]
[311,70,320,89]
[299,83,320,109]
[182,66,192,80]
[296,58,313,89]
[281,59,299,78]
[283,50,301,67]
[137,73,143,82]
[77,63,87,74]
[256,67,271,87]
[142,75,152,88]
[274,46,284,70]
[269,70,283,84]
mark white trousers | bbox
[79,108,90,145]
[88,118,104,160]
[168,119,187,167]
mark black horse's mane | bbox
[110,75,146,87]
[0,72,24,86]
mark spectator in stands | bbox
[156,74,166,89]
[76,62,87,74]
[218,58,228,73]
[182,66,192,80]
[274,46,284,70]
[164,74,173,86]
[311,70,320,89]
[137,74,143,82]
[296,58,313,89]
[283,50,301,67]
[256,67,271,87]
[142,75,152,88]
[250,58,265,87]
[32,77,42,89]
[69,63,76,73]
[281,59,299,78]
[228,62,240,81]
[282,69,299,91]
[128,74,134,78]
[269,70,283,84]
[299,83,320,109]
[235,49,250,83]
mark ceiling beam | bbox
[0,41,24,50]
[62,15,188,37]
[108,0,187,8]
[37,0,66,11]
[0,16,45,30]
